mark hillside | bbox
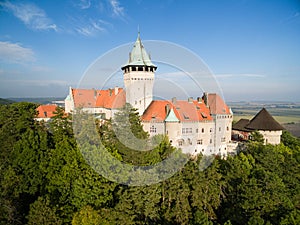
[8,97,64,105]
[0,98,14,105]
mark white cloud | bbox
[281,11,300,25]
[2,79,69,87]
[109,0,125,17]
[18,79,68,86]
[0,1,57,31]
[75,19,108,36]
[215,73,266,78]
[0,41,35,64]
[77,0,91,9]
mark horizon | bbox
[4,96,300,104]
[0,0,299,101]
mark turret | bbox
[122,32,157,115]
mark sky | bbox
[0,0,299,102]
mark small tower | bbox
[121,32,157,115]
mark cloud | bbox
[75,19,109,36]
[0,1,57,31]
[0,41,35,64]
[77,0,91,9]
[280,11,300,25]
[109,0,125,17]
[215,73,266,78]
[0,79,70,97]
[16,79,69,86]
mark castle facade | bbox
[65,34,235,156]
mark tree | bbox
[0,102,40,224]
[281,130,300,153]
[190,210,213,225]
[72,205,102,225]
[27,197,62,225]
[249,130,264,144]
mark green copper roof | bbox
[165,108,179,122]
[65,94,71,101]
[125,32,156,67]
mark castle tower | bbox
[121,32,157,115]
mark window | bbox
[196,128,198,133]
[150,125,156,133]
[202,128,204,133]
[227,126,229,131]
[197,139,203,145]
[221,137,226,142]
[178,140,183,146]
[210,128,213,133]
[210,139,212,144]
[182,128,192,134]
[219,127,221,132]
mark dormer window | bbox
[183,113,189,119]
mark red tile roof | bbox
[36,104,57,118]
[72,88,126,109]
[95,89,126,109]
[72,89,97,108]
[207,93,231,114]
[141,99,213,122]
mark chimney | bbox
[165,104,170,115]
[188,97,193,103]
[93,88,97,99]
[172,97,177,104]
[197,97,202,103]
[203,92,209,107]
[115,86,119,95]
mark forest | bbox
[0,102,299,225]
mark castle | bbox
[64,33,236,157]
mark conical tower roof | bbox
[123,32,156,68]
[246,108,284,131]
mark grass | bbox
[232,107,300,124]
[233,115,300,124]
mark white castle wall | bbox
[123,69,155,115]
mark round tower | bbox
[121,33,157,115]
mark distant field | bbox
[231,106,300,124]
[233,115,300,124]
[230,102,300,137]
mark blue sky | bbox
[0,0,299,101]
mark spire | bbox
[123,32,156,68]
